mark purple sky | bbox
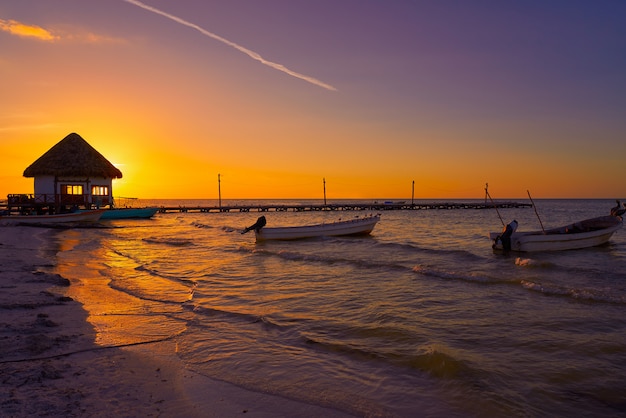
[1,0,625,198]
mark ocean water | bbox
[49,199,625,417]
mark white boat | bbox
[0,209,105,226]
[245,214,380,241]
[490,216,623,252]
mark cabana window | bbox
[62,184,83,195]
[92,185,109,196]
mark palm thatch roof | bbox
[23,133,123,179]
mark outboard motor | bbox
[495,220,518,251]
[610,200,621,216]
[242,216,267,234]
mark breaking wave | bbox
[520,280,626,304]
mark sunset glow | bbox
[2,1,625,200]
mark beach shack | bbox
[8,133,123,214]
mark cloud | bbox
[0,113,64,132]
[0,18,125,44]
[124,0,337,91]
[60,28,127,44]
[0,19,59,41]
[0,123,62,132]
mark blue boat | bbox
[98,207,159,219]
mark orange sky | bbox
[2,1,625,200]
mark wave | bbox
[108,277,193,305]
[413,264,626,304]
[191,221,214,229]
[104,246,200,287]
[375,240,485,261]
[520,280,626,304]
[183,304,285,331]
[514,255,626,284]
[246,246,411,273]
[412,264,512,284]
[133,265,198,286]
[192,222,239,233]
[142,237,195,246]
[237,243,504,284]
[514,257,556,268]
[110,247,140,262]
[236,239,626,306]
[187,300,475,381]
[239,236,484,265]
[404,345,473,379]
[306,335,473,379]
[99,260,197,304]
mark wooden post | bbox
[412,180,415,206]
[218,173,222,211]
[323,177,327,206]
[485,182,488,205]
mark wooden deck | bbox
[156,201,532,213]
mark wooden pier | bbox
[156,201,532,214]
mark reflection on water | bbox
[53,199,626,417]
[56,229,188,347]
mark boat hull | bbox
[490,216,622,252]
[99,207,158,219]
[0,209,105,226]
[255,215,380,241]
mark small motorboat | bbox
[0,209,106,226]
[98,207,159,219]
[490,215,622,252]
[243,214,380,241]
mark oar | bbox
[485,184,505,227]
[527,190,546,233]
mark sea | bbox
[45,199,625,417]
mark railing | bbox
[6,193,110,208]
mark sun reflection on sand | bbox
[55,230,188,347]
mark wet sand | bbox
[0,226,353,417]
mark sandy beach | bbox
[0,226,353,418]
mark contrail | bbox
[124,0,337,91]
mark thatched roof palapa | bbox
[23,133,123,179]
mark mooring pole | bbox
[218,173,222,211]
[412,180,415,206]
[485,182,488,205]
[323,177,327,206]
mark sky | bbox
[1,0,625,200]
